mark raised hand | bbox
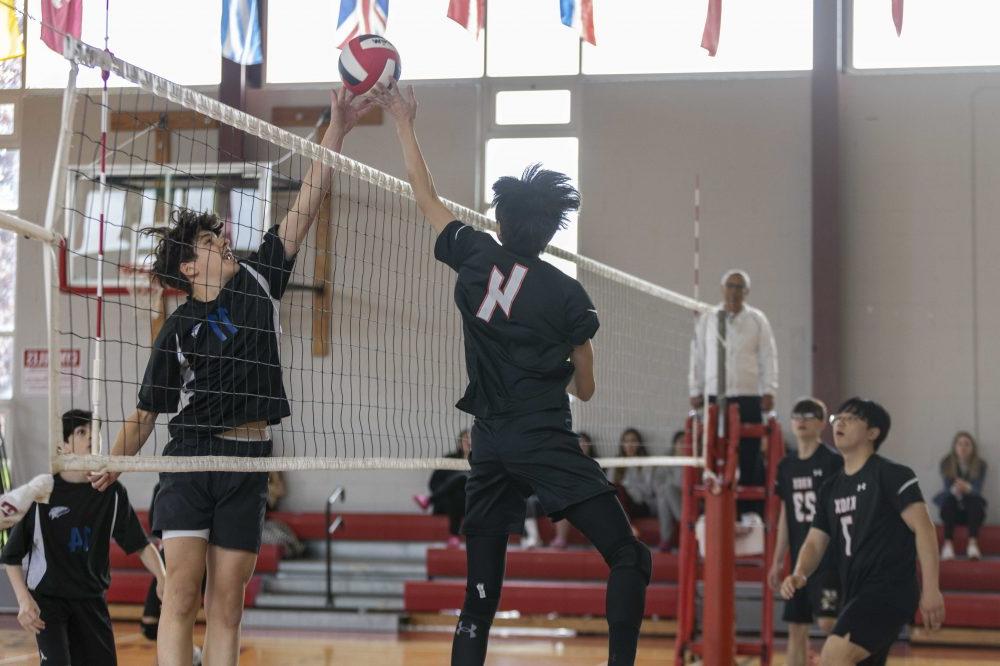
[326,87,374,142]
[368,82,417,126]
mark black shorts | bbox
[783,567,840,624]
[462,405,614,536]
[33,593,116,666]
[831,592,914,665]
[152,437,271,553]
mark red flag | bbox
[447,0,485,38]
[892,0,903,36]
[40,0,83,54]
[701,0,721,57]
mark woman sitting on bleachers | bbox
[414,429,471,548]
[936,431,988,561]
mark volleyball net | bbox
[9,37,715,474]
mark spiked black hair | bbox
[491,164,580,257]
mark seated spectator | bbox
[936,431,988,560]
[549,432,597,549]
[650,431,686,552]
[613,428,655,539]
[262,471,306,559]
[414,429,471,548]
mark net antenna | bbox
[8,35,718,475]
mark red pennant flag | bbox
[892,0,903,36]
[701,0,721,57]
[40,0,83,55]
[447,0,485,38]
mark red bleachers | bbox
[405,580,677,617]
[917,592,1000,629]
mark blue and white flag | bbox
[335,0,390,50]
[222,0,263,65]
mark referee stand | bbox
[674,403,785,665]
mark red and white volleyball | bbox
[338,34,401,96]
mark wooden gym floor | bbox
[3,618,1000,665]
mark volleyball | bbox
[338,34,401,96]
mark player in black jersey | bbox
[768,398,843,665]
[87,89,371,666]
[781,398,945,665]
[2,410,165,666]
[372,83,651,666]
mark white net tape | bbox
[13,37,713,473]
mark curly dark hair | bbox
[140,209,223,295]
[491,163,580,257]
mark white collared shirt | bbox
[688,303,778,398]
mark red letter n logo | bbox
[476,264,528,323]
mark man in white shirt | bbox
[689,269,779,515]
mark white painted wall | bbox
[9,73,819,514]
[841,71,1000,512]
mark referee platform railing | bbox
[675,403,785,666]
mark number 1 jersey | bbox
[812,454,923,610]
[434,220,599,419]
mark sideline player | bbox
[782,398,945,665]
[88,89,371,666]
[2,410,164,665]
[768,397,843,665]
[372,83,651,666]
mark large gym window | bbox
[853,0,1000,69]
[26,0,222,88]
[0,45,19,400]
[267,0,484,84]
[582,0,812,75]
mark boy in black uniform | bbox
[87,89,371,665]
[768,398,843,665]
[372,83,652,666]
[781,398,945,665]
[2,410,164,666]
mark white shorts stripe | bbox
[161,529,210,541]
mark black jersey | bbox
[775,444,843,561]
[137,226,296,439]
[812,454,924,609]
[0,476,148,599]
[435,220,599,418]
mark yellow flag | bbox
[0,5,24,61]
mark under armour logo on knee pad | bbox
[456,621,478,639]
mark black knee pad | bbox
[606,538,653,586]
[140,620,158,641]
[462,579,501,624]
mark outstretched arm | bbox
[370,84,453,233]
[902,502,945,630]
[278,88,373,258]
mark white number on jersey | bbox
[792,490,817,523]
[476,264,529,322]
[840,515,854,557]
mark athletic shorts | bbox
[462,404,615,536]
[783,567,840,624]
[32,593,116,666]
[831,591,915,666]
[152,437,271,553]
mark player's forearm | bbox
[791,538,823,580]
[772,508,789,568]
[914,516,941,592]
[139,544,166,583]
[568,341,595,401]
[4,565,32,603]
[283,125,344,255]
[113,409,157,457]
[394,121,441,215]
